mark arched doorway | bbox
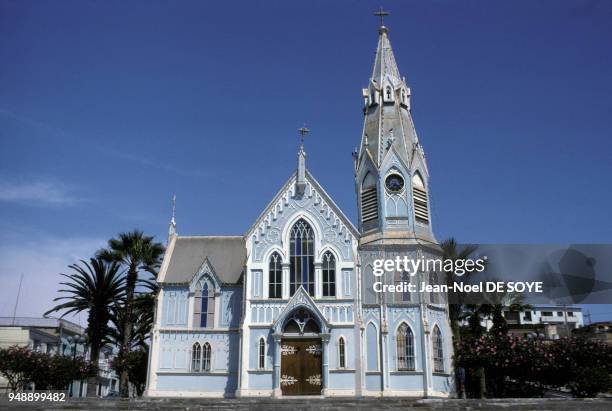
[280,308,322,395]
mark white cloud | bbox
[0,181,79,205]
[0,234,105,323]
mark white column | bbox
[315,262,323,299]
[282,263,290,299]
[321,333,330,396]
[273,333,283,397]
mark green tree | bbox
[0,346,91,392]
[440,238,479,342]
[45,258,124,396]
[97,230,164,397]
[111,348,149,397]
[0,346,38,391]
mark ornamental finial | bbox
[171,194,176,224]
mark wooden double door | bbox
[280,338,322,395]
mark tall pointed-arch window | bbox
[290,219,315,296]
[394,271,411,302]
[397,323,415,371]
[202,342,212,372]
[269,252,283,299]
[338,337,346,368]
[385,86,392,101]
[433,325,444,372]
[191,342,201,372]
[322,251,336,297]
[194,280,215,328]
[429,272,440,304]
[412,172,429,225]
[258,338,266,369]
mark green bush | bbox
[0,345,93,391]
[569,367,612,398]
[454,334,612,398]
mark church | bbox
[145,16,454,398]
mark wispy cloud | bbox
[0,108,211,178]
[0,180,79,206]
[102,148,213,178]
[0,231,105,321]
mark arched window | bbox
[202,342,212,372]
[412,172,429,225]
[394,271,411,302]
[258,338,266,369]
[366,322,378,371]
[361,172,378,228]
[191,342,201,372]
[322,251,336,297]
[385,86,392,100]
[429,272,440,304]
[194,280,215,328]
[269,252,283,299]
[338,337,346,368]
[433,325,444,372]
[290,219,315,296]
[397,323,415,371]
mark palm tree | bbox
[440,238,480,342]
[481,289,531,336]
[97,230,164,397]
[45,258,124,397]
[108,292,157,351]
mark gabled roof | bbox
[245,169,359,240]
[159,236,246,285]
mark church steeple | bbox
[358,12,420,170]
[355,10,435,245]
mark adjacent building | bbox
[0,317,119,396]
[479,305,584,339]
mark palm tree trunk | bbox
[86,345,100,397]
[119,263,137,398]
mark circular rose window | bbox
[385,174,404,193]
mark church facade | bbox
[145,20,454,398]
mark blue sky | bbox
[1,1,611,322]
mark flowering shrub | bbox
[0,345,94,391]
[454,334,612,397]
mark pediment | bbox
[189,257,221,291]
[245,170,359,244]
[271,286,329,334]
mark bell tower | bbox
[354,12,436,246]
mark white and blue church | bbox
[145,20,454,398]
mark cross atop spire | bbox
[298,125,310,149]
[374,7,389,28]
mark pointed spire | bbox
[357,10,419,169]
[296,125,309,196]
[168,194,176,242]
[371,8,401,87]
